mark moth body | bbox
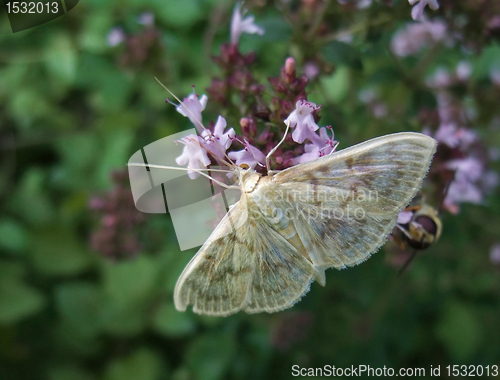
[241,173,327,286]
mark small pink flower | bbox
[456,61,472,81]
[230,2,264,45]
[446,157,483,182]
[284,57,295,77]
[137,12,154,27]
[107,27,126,47]
[434,123,460,147]
[427,68,452,88]
[490,244,500,265]
[292,144,322,165]
[228,140,266,170]
[444,177,482,210]
[175,88,208,133]
[391,19,446,57]
[175,135,211,179]
[337,0,372,8]
[397,210,414,224]
[202,116,235,160]
[433,123,476,149]
[490,69,500,86]
[285,100,321,144]
[483,171,500,190]
[292,127,337,164]
[443,157,485,213]
[304,62,320,80]
[409,0,439,21]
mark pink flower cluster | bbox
[90,170,146,259]
[409,0,439,21]
[421,62,499,214]
[173,90,338,176]
[391,17,448,57]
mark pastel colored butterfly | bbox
[173,132,437,316]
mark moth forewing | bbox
[173,132,437,316]
[271,132,437,270]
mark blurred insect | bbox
[396,203,442,250]
[393,195,443,274]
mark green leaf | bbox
[44,34,77,84]
[100,255,158,335]
[29,225,93,276]
[49,365,95,380]
[103,255,159,306]
[0,262,46,324]
[55,321,102,356]
[435,301,483,361]
[368,67,401,85]
[52,133,100,191]
[9,88,54,124]
[101,303,148,336]
[0,64,29,96]
[256,17,292,43]
[187,332,235,380]
[322,41,363,70]
[319,66,349,103]
[56,282,104,337]
[97,130,134,188]
[152,301,196,338]
[153,0,204,28]
[472,44,500,80]
[103,348,164,380]
[79,12,114,53]
[55,134,99,173]
[75,54,131,112]
[8,168,55,224]
[0,219,28,253]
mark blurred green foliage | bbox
[1,0,500,379]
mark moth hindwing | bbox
[174,132,437,316]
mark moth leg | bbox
[398,250,418,276]
[314,267,326,287]
[265,122,291,172]
[391,231,408,251]
[395,224,414,241]
[405,205,422,212]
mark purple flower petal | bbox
[176,93,208,133]
[285,100,321,144]
[397,211,414,224]
[202,116,235,160]
[228,140,265,170]
[175,135,211,179]
[230,3,264,45]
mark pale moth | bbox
[140,85,437,317]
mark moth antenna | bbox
[128,163,234,189]
[184,135,234,168]
[330,141,340,154]
[398,249,418,276]
[127,163,232,174]
[265,121,291,172]
[155,77,236,168]
[156,78,207,133]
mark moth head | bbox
[233,165,261,193]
